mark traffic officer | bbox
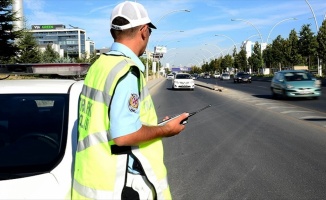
[72,1,189,199]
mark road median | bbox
[194,80,225,92]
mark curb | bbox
[194,80,225,92]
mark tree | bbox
[209,58,220,73]
[249,42,263,73]
[271,35,286,70]
[284,29,303,67]
[298,24,318,69]
[15,30,41,63]
[235,47,247,72]
[262,44,273,69]
[0,0,22,63]
[41,44,60,63]
[220,54,233,72]
[317,19,326,73]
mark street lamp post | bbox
[155,9,190,24]
[205,43,224,57]
[266,18,297,44]
[231,19,263,45]
[305,0,321,76]
[192,58,201,67]
[154,30,184,78]
[145,9,190,81]
[155,31,184,48]
[200,48,214,60]
[215,34,237,53]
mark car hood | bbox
[286,80,316,88]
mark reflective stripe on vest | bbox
[72,54,171,200]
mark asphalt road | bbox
[199,77,326,113]
[150,79,326,200]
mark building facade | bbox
[242,40,267,58]
[30,24,94,58]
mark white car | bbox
[172,73,195,90]
[220,73,230,80]
[0,79,82,199]
[0,64,163,199]
[213,73,220,78]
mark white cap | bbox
[110,1,156,30]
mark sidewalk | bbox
[147,76,165,91]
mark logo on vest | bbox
[128,93,139,112]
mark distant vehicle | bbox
[213,73,220,78]
[234,72,251,83]
[192,73,199,79]
[270,70,322,99]
[220,73,230,80]
[166,73,174,80]
[203,73,210,79]
[172,73,195,90]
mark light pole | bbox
[231,18,263,45]
[192,57,202,67]
[200,48,214,60]
[215,34,237,53]
[266,18,297,44]
[163,40,180,47]
[154,30,184,78]
[231,18,264,74]
[205,43,224,57]
[305,0,321,76]
[155,9,190,24]
[145,9,190,81]
[155,31,184,48]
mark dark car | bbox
[234,72,252,83]
[203,73,210,79]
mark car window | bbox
[0,94,68,177]
[176,74,191,79]
[284,72,313,81]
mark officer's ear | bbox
[139,25,148,40]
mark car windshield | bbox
[0,94,68,174]
[176,74,192,79]
[284,72,313,81]
[239,73,250,77]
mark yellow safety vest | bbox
[72,54,172,199]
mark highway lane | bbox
[150,79,326,200]
[200,77,326,113]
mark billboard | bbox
[154,46,167,54]
[171,67,191,72]
[32,24,66,30]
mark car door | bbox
[272,73,284,94]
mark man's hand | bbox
[163,113,189,137]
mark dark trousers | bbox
[122,186,140,200]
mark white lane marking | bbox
[281,110,313,114]
[300,116,326,120]
[255,103,279,105]
[268,106,296,109]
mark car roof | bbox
[0,79,82,94]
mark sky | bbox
[22,0,326,67]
